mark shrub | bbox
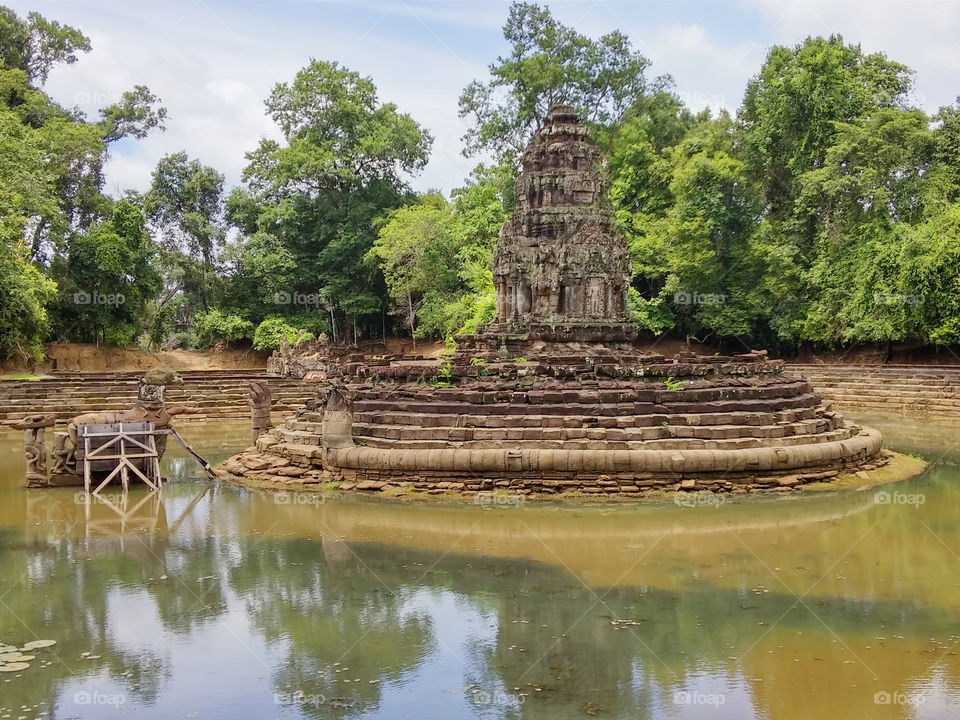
[194,309,254,346]
[252,316,314,351]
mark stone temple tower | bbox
[490,104,636,343]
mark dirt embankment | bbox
[37,343,270,373]
[0,337,744,375]
[11,337,960,376]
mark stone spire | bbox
[491,105,634,338]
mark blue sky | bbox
[11,0,960,195]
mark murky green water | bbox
[1,414,959,719]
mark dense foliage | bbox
[2,3,960,364]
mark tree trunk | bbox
[408,290,417,350]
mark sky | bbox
[10,0,960,197]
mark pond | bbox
[0,415,958,719]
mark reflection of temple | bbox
[491,105,635,342]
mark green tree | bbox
[738,36,921,348]
[931,100,960,204]
[613,112,762,341]
[252,316,313,351]
[444,163,514,336]
[367,165,516,344]
[49,200,162,345]
[0,234,56,363]
[144,152,226,313]
[796,108,933,344]
[741,35,913,222]
[368,193,461,343]
[194,308,254,347]
[239,60,432,342]
[218,225,297,321]
[0,9,166,262]
[0,6,90,87]
[459,1,664,159]
[0,73,59,362]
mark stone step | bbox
[350,394,821,417]
[800,378,960,387]
[272,428,323,445]
[0,372,311,427]
[347,380,813,406]
[785,364,960,417]
[350,427,855,451]
[347,407,820,429]
[348,417,834,443]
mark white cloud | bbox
[744,0,960,112]
[10,0,960,202]
[643,23,765,113]
[19,0,489,196]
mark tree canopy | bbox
[3,3,960,365]
[459,1,665,159]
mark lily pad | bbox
[0,662,30,672]
[0,652,26,661]
[20,639,55,650]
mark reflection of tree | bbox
[477,575,960,719]
[226,538,434,719]
[3,415,960,720]
[297,541,960,720]
[0,526,171,714]
[1,484,229,716]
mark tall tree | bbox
[459,1,665,159]
[144,152,226,311]
[238,60,432,342]
[612,112,763,341]
[740,35,912,224]
[0,101,57,362]
[0,6,90,87]
[0,8,166,261]
[368,193,461,343]
[739,35,919,348]
[48,200,162,345]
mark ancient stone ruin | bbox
[488,104,635,344]
[18,370,201,488]
[221,106,888,498]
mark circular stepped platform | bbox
[220,106,907,498]
[224,351,890,497]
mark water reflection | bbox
[1,419,959,719]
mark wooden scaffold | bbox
[79,421,162,495]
